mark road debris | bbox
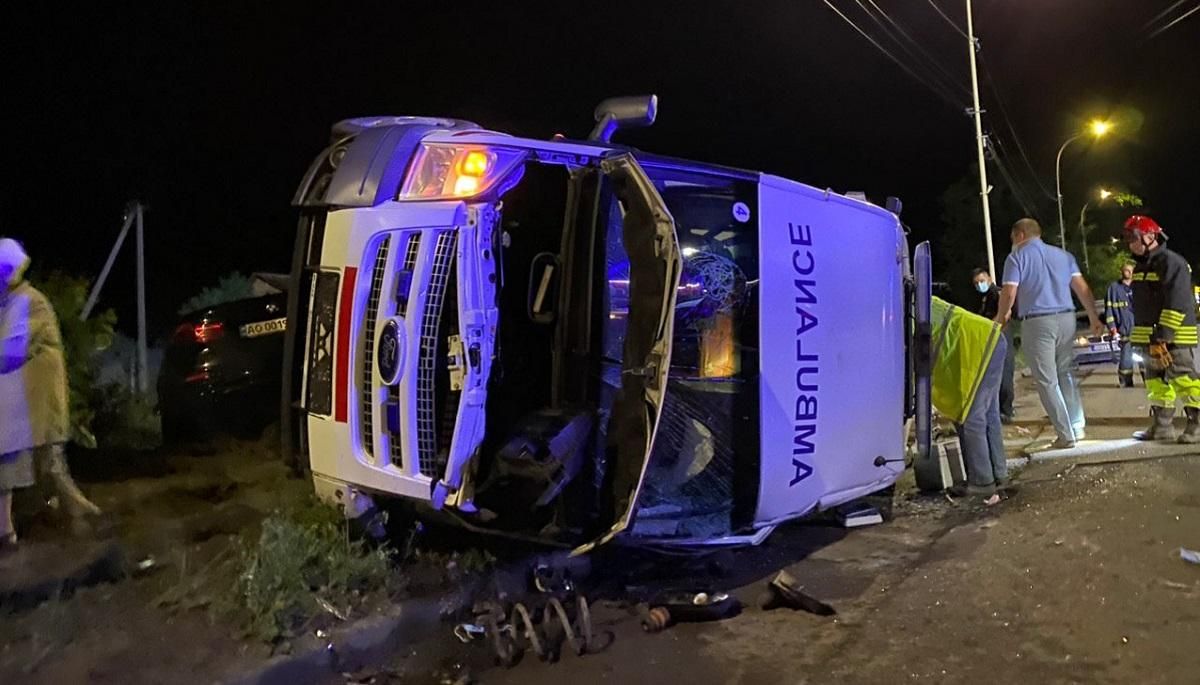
[1181,547,1200,565]
[641,606,672,633]
[759,571,836,616]
[317,596,351,622]
[453,623,486,643]
[642,591,741,633]
[467,595,605,667]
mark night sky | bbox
[4,1,1197,333]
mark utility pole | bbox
[135,203,148,394]
[82,200,150,395]
[966,0,996,279]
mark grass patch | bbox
[411,547,497,578]
[92,383,161,450]
[235,502,399,644]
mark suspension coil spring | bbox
[473,596,603,667]
[641,606,672,633]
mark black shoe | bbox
[1000,414,1014,425]
[949,483,996,497]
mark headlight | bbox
[398,144,526,200]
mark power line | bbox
[979,58,1056,200]
[923,0,968,38]
[985,136,1032,213]
[821,0,964,108]
[851,0,965,100]
[861,0,971,97]
[1146,2,1200,39]
[987,134,1045,223]
[1143,0,1193,29]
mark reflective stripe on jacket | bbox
[1130,245,1197,346]
[931,296,1003,424]
[1104,281,1134,336]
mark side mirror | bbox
[528,252,561,324]
[588,95,658,143]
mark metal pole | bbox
[135,202,149,394]
[1055,134,1080,248]
[80,209,136,321]
[965,0,995,278]
[1077,201,1091,273]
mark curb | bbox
[1018,440,1200,465]
[223,595,459,685]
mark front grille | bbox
[397,233,421,316]
[360,236,391,458]
[305,272,340,416]
[417,231,457,478]
[390,233,422,470]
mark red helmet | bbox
[1124,215,1163,235]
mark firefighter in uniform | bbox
[1103,262,1136,387]
[1124,215,1200,442]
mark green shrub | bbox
[92,383,161,450]
[237,504,396,643]
[179,272,254,316]
[29,271,117,449]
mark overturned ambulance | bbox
[283,96,933,552]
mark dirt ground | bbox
[404,454,1200,685]
[0,439,316,683]
[5,365,1200,684]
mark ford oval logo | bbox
[377,319,404,385]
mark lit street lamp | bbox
[1056,119,1113,248]
[1077,186,1113,273]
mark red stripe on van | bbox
[334,266,358,423]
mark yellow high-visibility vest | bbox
[930,297,1004,424]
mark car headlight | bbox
[398,143,526,200]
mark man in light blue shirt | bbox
[994,219,1103,448]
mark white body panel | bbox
[307,200,469,502]
[755,175,906,524]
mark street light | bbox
[1077,187,1114,273]
[1089,120,1112,137]
[1056,119,1114,249]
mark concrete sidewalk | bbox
[1007,361,1200,464]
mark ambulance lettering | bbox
[789,221,818,487]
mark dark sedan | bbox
[158,293,287,442]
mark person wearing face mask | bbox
[994,218,1103,449]
[972,268,1015,422]
[1104,262,1137,388]
[0,238,101,553]
[1122,216,1200,442]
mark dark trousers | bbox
[959,335,1008,487]
[998,326,1015,418]
[1117,340,1135,387]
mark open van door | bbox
[572,153,681,555]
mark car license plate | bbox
[240,317,287,338]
